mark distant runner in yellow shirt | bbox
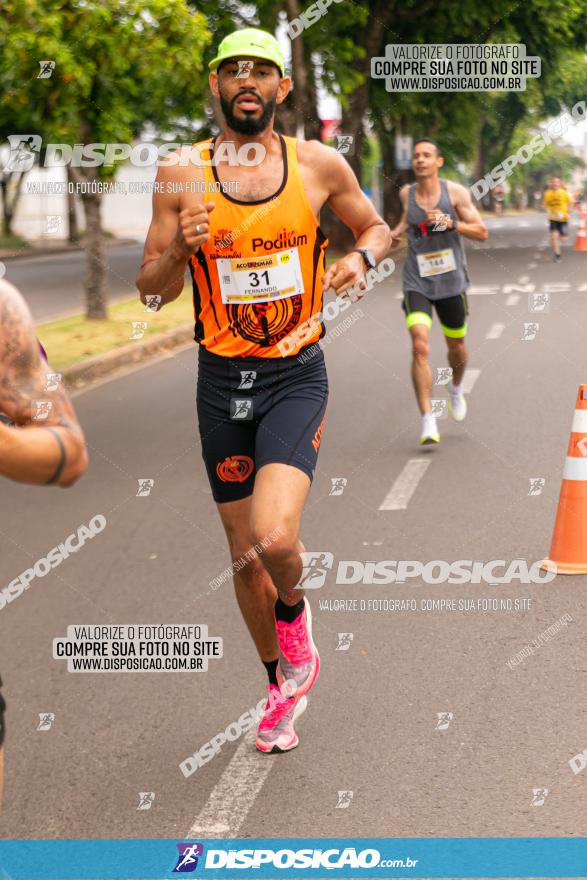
[543,177,572,262]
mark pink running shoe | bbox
[275,597,320,698]
[255,684,308,753]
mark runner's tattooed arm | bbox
[0,279,88,486]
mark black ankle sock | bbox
[275,597,305,624]
[263,658,279,686]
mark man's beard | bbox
[219,90,277,135]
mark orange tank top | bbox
[189,134,328,358]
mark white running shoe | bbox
[448,383,467,421]
[420,413,440,445]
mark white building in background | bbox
[13,163,157,242]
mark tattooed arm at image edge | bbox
[0,279,87,484]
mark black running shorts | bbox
[549,220,567,235]
[197,345,329,503]
[402,289,469,339]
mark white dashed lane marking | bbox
[462,369,481,394]
[485,323,505,340]
[379,459,431,511]
[185,730,272,837]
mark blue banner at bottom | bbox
[1,838,586,879]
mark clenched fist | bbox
[174,203,216,257]
[322,251,367,301]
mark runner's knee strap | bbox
[406,311,432,330]
[441,322,467,338]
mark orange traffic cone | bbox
[575,208,587,252]
[541,385,587,573]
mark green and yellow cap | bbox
[208,28,286,76]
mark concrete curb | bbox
[63,323,194,388]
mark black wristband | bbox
[44,427,67,485]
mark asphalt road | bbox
[0,242,175,322]
[1,213,586,869]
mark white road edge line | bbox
[379,458,431,511]
[485,323,505,340]
[185,730,272,838]
[462,368,481,395]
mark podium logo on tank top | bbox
[252,228,307,252]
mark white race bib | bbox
[553,212,564,221]
[217,248,304,305]
[417,248,456,278]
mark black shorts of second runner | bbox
[197,345,329,503]
[549,219,568,235]
[402,289,469,339]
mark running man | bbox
[136,28,391,753]
[390,139,488,444]
[543,177,572,262]
[0,278,89,807]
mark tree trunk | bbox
[276,97,298,136]
[342,0,393,179]
[81,190,106,319]
[321,29,372,252]
[473,113,490,209]
[74,118,108,319]
[0,179,9,237]
[380,133,411,227]
[66,166,80,243]
[285,0,309,139]
[0,172,26,237]
[340,84,367,181]
[303,42,322,141]
[319,202,355,255]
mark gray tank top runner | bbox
[403,178,470,301]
